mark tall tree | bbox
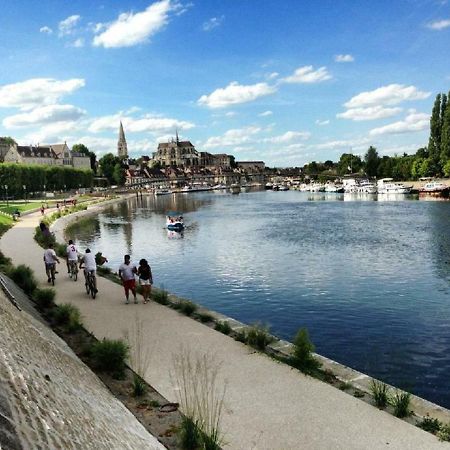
[364,146,379,177]
[440,91,450,165]
[428,93,442,174]
[72,143,97,173]
[337,153,362,175]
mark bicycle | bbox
[46,263,56,285]
[84,270,97,299]
[68,260,78,281]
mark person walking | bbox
[118,254,137,304]
[137,258,153,304]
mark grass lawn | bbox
[0,212,13,236]
[0,202,41,214]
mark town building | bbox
[153,132,199,167]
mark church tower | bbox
[117,121,128,158]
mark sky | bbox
[0,0,449,167]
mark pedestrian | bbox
[118,254,137,304]
[137,258,153,304]
[40,204,45,215]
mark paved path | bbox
[1,209,448,450]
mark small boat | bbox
[357,180,377,194]
[419,181,449,197]
[265,182,273,190]
[230,183,241,194]
[166,212,184,231]
[377,178,411,194]
[155,187,172,195]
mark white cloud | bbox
[89,112,194,133]
[22,122,82,145]
[283,66,332,84]
[3,104,86,128]
[0,78,85,111]
[334,54,354,63]
[316,138,369,150]
[93,0,181,48]
[71,38,84,48]
[203,16,224,31]
[267,72,279,80]
[40,26,53,34]
[59,15,81,36]
[203,126,261,148]
[198,81,277,108]
[75,136,117,155]
[337,105,402,121]
[259,110,273,117]
[315,119,329,126]
[264,131,311,144]
[344,84,430,108]
[426,19,450,30]
[369,111,429,136]
[225,111,236,117]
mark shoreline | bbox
[51,194,450,424]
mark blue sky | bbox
[0,0,449,166]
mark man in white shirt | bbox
[118,254,137,304]
[79,248,98,293]
[43,243,60,283]
[66,239,78,276]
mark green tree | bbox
[443,159,450,177]
[337,153,362,175]
[364,146,379,177]
[440,91,450,166]
[99,153,118,183]
[0,136,17,146]
[112,163,125,185]
[72,143,97,173]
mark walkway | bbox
[1,209,448,449]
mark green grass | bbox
[246,322,274,350]
[418,415,442,434]
[90,338,129,379]
[370,379,390,409]
[32,288,56,309]
[0,202,41,214]
[392,390,412,418]
[53,303,82,332]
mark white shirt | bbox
[119,262,136,280]
[82,253,96,271]
[44,248,57,264]
[66,244,78,261]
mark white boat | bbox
[278,184,289,191]
[419,181,449,197]
[212,183,227,190]
[377,178,411,194]
[166,213,184,231]
[310,182,325,192]
[265,182,273,190]
[154,188,172,195]
[357,180,377,194]
[343,178,359,193]
[325,182,344,193]
[230,183,241,194]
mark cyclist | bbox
[79,248,98,294]
[66,239,79,277]
[43,243,60,283]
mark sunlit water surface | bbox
[69,190,450,407]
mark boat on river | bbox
[166,212,184,231]
[377,178,411,194]
[419,181,449,197]
[154,187,172,195]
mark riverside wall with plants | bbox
[47,195,450,443]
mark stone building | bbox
[117,122,128,158]
[236,161,265,171]
[153,133,199,167]
[4,145,61,165]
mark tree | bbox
[337,153,362,175]
[0,136,17,146]
[440,91,450,166]
[72,143,97,173]
[428,94,441,168]
[364,146,379,177]
[99,153,118,183]
[112,163,125,185]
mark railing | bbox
[0,275,21,311]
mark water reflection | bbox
[167,230,184,239]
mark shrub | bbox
[418,415,442,434]
[180,300,197,316]
[234,329,247,343]
[392,390,412,418]
[370,379,390,409]
[9,264,37,295]
[153,288,169,305]
[0,251,12,272]
[215,321,232,335]
[91,338,129,379]
[55,243,67,258]
[132,374,147,397]
[179,417,202,450]
[33,288,56,309]
[53,303,82,332]
[438,423,450,441]
[197,312,214,323]
[246,322,273,350]
[290,328,321,374]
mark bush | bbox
[55,243,67,258]
[392,390,412,418]
[370,379,390,409]
[246,322,273,350]
[9,264,37,295]
[418,415,442,434]
[438,423,450,441]
[179,417,201,450]
[0,251,12,272]
[132,374,147,397]
[215,321,232,335]
[197,312,214,323]
[180,300,197,316]
[290,328,321,374]
[53,303,82,332]
[33,288,56,309]
[90,338,129,379]
[152,288,169,305]
[234,330,247,343]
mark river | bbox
[67,189,450,408]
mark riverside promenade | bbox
[1,207,448,450]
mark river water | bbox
[68,190,450,408]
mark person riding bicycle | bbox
[79,248,98,293]
[66,239,79,277]
[43,243,60,283]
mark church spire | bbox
[175,128,179,144]
[118,121,128,158]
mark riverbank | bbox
[1,200,449,448]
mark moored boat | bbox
[419,181,449,197]
[377,178,411,194]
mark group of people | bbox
[43,240,153,304]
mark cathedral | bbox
[117,122,128,158]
